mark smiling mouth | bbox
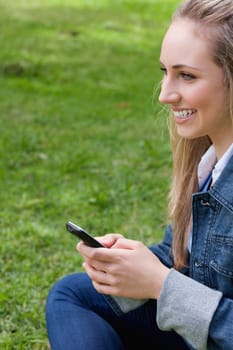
[173,109,196,119]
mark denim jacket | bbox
[105,155,233,350]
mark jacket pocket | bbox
[209,235,233,298]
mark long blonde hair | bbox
[168,0,233,269]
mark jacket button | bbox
[194,261,202,268]
[200,199,210,206]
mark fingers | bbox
[112,238,143,250]
[76,241,111,261]
[77,237,145,268]
[83,262,111,286]
[83,261,121,296]
[98,233,124,248]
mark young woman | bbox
[46,0,233,349]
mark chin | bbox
[176,128,203,140]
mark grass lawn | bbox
[0,0,180,348]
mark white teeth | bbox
[173,109,195,119]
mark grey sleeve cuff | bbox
[157,269,222,350]
[104,294,148,315]
[110,296,148,313]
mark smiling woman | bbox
[159,19,231,148]
[46,1,233,350]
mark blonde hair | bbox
[168,0,233,269]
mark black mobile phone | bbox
[66,221,104,248]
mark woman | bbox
[46,0,233,349]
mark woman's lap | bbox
[46,272,190,350]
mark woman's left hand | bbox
[77,237,170,300]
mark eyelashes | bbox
[180,72,196,81]
[160,67,196,81]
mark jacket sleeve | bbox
[157,268,226,350]
[208,296,233,350]
[149,224,174,268]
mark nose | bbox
[159,80,181,105]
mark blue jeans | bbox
[46,272,191,350]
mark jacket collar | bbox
[210,153,233,213]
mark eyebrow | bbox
[160,62,201,72]
[173,64,201,71]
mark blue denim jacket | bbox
[155,154,233,350]
[106,155,233,350]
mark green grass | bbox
[0,0,180,348]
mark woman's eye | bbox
[180,72,196,81]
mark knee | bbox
[47,272,94,307]
[46,273,86,311]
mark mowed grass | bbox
[0,0,179,348]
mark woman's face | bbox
[159,18,233,157]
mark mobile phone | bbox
[66,221,104,248]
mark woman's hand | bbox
[95,233,124,248]
[76,236,170,300]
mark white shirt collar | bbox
[198,143,233,188]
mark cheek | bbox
[188,83,225,111]
[185,88,209,108]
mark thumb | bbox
[112,238,142,250]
